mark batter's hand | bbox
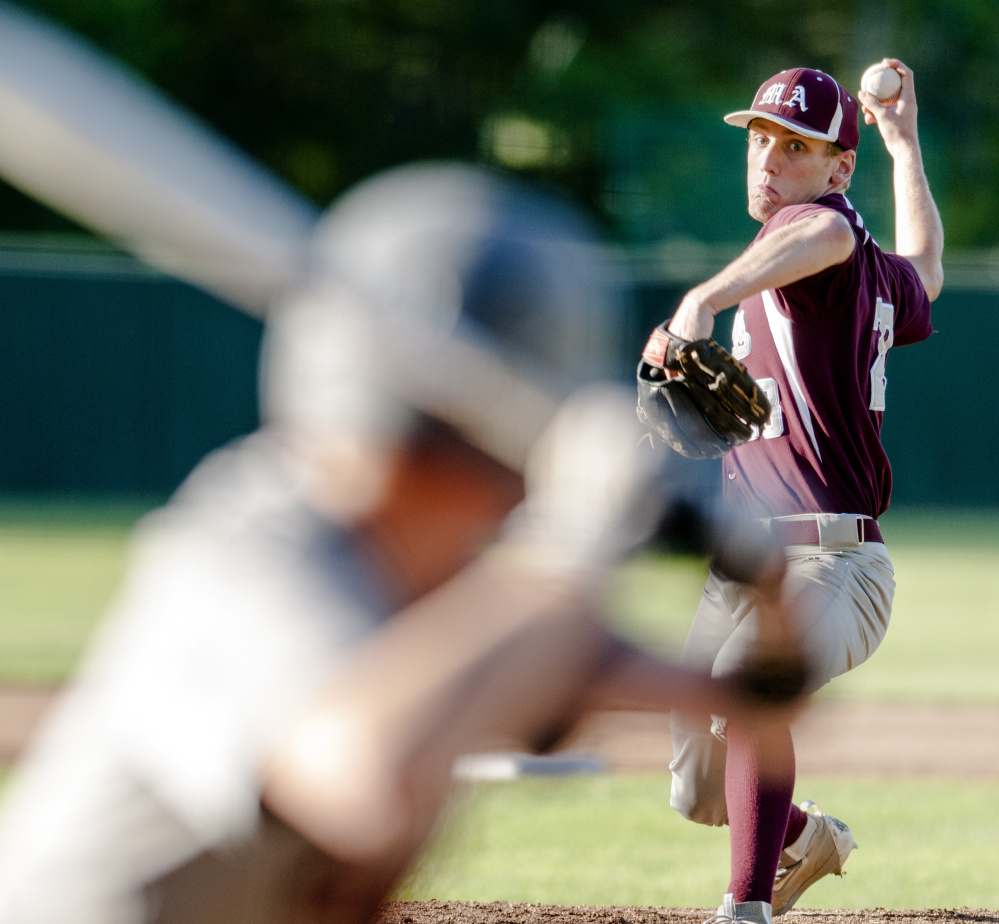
[736,550,812,706]
[858,58,920,155]
[501,383,662,575]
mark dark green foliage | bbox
[4,0,999,246]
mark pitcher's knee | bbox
[669,776,728,827]
[668,725,728,827]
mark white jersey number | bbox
[732,308,782,439]
[870,297,895,412]
[732,309,752,360]
[751,377,784,440]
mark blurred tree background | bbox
[2,0,997,252]
[0,0,993,502]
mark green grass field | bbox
[0,497,153,683]
[0,500,997,909]
[399,774,999,910]
[397,505,999,909]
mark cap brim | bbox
[723,109,836,142]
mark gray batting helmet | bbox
[261,162,628,472]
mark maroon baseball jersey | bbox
[723,193,932,519]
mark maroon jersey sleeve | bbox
[881,252,934,346]
[758,201,932,336]
[759,202,854,322]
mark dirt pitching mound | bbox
[377,902,999,924]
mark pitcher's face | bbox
[746,119,854,223]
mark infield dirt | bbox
[377,900,999,924]
[4,688,999,777]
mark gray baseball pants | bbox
[669,527,895,827]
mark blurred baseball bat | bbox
[0,1,320,317]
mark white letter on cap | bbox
[787,85,808,110]
[759,83,787,105]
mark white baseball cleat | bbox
[704,893,772,924]
[772,800,857,916]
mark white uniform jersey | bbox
[0,433,390,924]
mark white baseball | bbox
[861,63,902,106]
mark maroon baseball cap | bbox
[724,67,859,152]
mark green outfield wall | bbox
[0,246,262,497]
[0,241,986,506]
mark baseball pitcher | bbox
[638,61,943,923]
